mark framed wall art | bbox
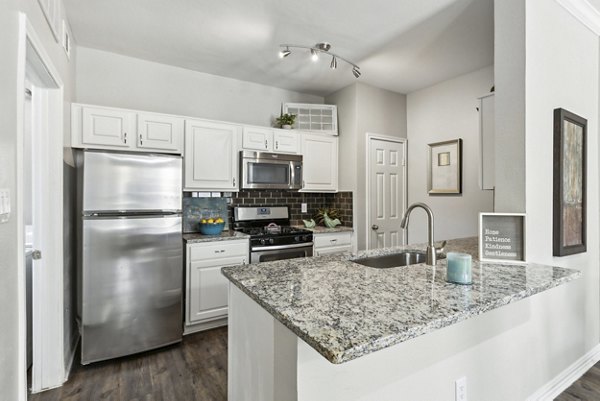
[428,138,462,195]
[553,108,586,256]
[479,213,526,263]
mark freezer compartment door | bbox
[81,215,183,364]
[83,151,182,212]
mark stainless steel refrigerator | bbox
[76,150,183,364]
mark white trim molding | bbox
[527,343,600,400]
[556,0,600,35]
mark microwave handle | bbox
[289,161,295,189]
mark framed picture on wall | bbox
[427,139,462,195]
[553,108,587,256]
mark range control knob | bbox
[269,238,275,245]
[294,236,300,242]
[260,239,266,245]
[303,235,311,242]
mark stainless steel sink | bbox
[353,251,428,269]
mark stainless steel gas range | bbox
[233,206,313,264]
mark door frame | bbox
[16,13,65,395]
[365,133,408,250]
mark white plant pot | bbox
[282,125,292,130]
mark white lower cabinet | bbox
[313,231,353,256]
[185,239,248,333]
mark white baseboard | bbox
[528,343,600,401]
[184,318,228,335]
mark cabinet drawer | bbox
[315,245,352,256]
[189,240,248,262]
[313,232,352,248]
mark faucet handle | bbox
[436,240,447,254]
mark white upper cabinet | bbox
[478,93,495,190]
[184,119,241,191]
[137,113,183,153]
[301,133,338,192]
[242,126,299,154]
[273,130,299,154]
[72,104,183,154]
[242,126,272,151]
[80,105,134,148]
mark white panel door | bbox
[273,130,299,154]
[82,106,135,148]
[137,113,183,153]
[301,133,338,192]
[184,119,240,191]
[242,126,273,151]
[368,138,406,249]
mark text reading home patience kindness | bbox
[484,228,517,258]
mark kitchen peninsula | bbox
[222,237,581,401]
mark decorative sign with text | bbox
[479,213,527,263]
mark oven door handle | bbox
[251,242,314,252]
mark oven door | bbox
[251,243,313,264]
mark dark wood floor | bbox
[28,327,600,401]
[29,327,228,401]
[556,361,600,401]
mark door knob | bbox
[371,225,379,230]
[32,250,42,260]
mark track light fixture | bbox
[279,47,291,58]
[279,42,361,78]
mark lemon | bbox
[207,218,214,224]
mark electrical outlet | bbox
[301,203,307,213]
[455,377,467,401]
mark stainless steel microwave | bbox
[240,151,303,190]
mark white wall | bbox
[325,82,407,250]
[406,66,494,243]
[524,0,600,378]
[75,47,323,127]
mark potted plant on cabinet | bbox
[276,113,296,129]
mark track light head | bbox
[279,48,291,58]
[330,56,337,70]
[352,66,361,78]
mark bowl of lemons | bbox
[199,216,226,235]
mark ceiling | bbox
[63,0,494,96]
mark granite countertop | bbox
[183,230,250,243]
[296,225,354,234]
[222,237,581,364]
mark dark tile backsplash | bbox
[228,190,353,227]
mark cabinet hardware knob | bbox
[233,177,236,187]
[372,225,379,230]
[124,132,127,144]
[139,134,143,146]
[276,141,279,149]
[265,139,268,149]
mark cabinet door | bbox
[273,130,299,154]
[81,106,135,148]
[479,94,495,190]
[242,126,272,151]
[188,256,244,323]
[138,113,183,153]
[184,119,240,191]
[301,133,338,192]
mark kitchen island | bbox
[222,237,580,401]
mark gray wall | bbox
[326,82,407,250]
[494,0,526,212]
[75,47,324,127]
[406,65,494,243]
